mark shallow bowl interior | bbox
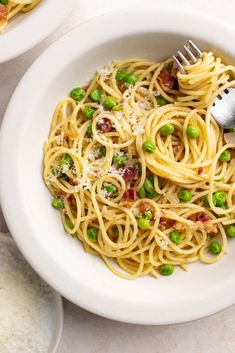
[1,8,235,324]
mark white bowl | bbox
[0,0,76,64]
[1,8,235,325]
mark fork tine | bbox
[178,51,190,66]
[172,56,186,74]
[189,40,203,58]
[183,45,197,63]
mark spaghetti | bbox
[0,0,42,32]
[43,52,235,279]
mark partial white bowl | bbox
[1,8,235,325]
[0,0,76,64]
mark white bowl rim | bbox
[1,7,235,325]
[0,0,76,64]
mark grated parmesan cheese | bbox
[158,237,170,250]
[0,234,59,353]
[97,62,115,78]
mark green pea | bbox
[87,228,98,242]
[178,189,192,202]
[159,264,174,276]
[142,140,156,153]
[51,197,64,209]
[98,146,106,158]
[213,191,226,207]
[226,225,235,237]
[86,125,93,138]
[219,149,232,162]
[138,217,150,230]
[203,195,210,208]
[112,227,119,238]
[70,87,86,101]
[163,63,171,71]
[143,177,155,194]
[61,174,70,182]
[146,190,158,199]
[0,0,8,5]
[112,105,122,111]
[51,168,69,181]
[204,192,227,208]
[144,211,153,220]
[160,124,175,136]
[156,95,168,107]
[170,231,182,244]
[90,88,102,102]
[113,153,128,166]
[83,106,96,119]
[123,73,138,86]
[64,217,76,237]
[229,128,235,132]
[60,153,74,170]
[116,69,127,81]
[65,217,73,229]
[103,96,117,110]
[138,187,146,199]
[104,183,117,195]
[209,241,221,254]
[186,125,200,139]
[207,234,212,241]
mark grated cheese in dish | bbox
[0,234,62,353]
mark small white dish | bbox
[0,0,76,64]
[0,233,63,353]
[1,8,235,325]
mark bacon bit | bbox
[91,219,99,225]
[68,195,76,207]
[204,221,218,234]
[158,71,176,90]
[54,189,66,197]
[139,201,147,213]
[97,118,113,133]
[232,148,235,159]
[196,214,210,222]
[159,217,176,228]
[170,64,179,78]
[123,188,137,201]
[0,4,8,20]
[197,167,203,175]
[194,219,218,234]
[121,165,138,183]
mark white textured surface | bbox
[0,234,62,353]
[1,0,235,352]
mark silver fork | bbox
[172,40,235,129]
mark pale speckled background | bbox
[1,0,235,352]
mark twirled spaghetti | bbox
[0,0,42,32]
[43,51,235,279]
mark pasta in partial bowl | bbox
[0,0,43,32]
[43,52,235,280]
[1,8,235,325]
[0,0,76,63]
